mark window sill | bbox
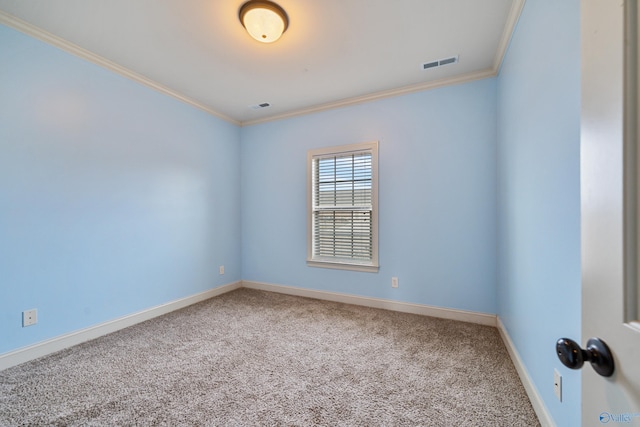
[306,259,379,273]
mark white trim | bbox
[241,1,525,126]
[242,280,496,326]
[242,69,496,126]
[0,281,241,372]
[0,10,240,127]
[493,0,527,73]
[307,141,379,272]
[497,317,555,427]
[0,4,524,127]
[306,260,379,273]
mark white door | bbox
[581,1,640,426]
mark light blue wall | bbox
[0,24,242,354]
[241,79,498,314]
[496,1,581,426]
[1,6,583,424]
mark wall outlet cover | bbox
[554,368,562,402]
[23,309,38,327]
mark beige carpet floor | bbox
[0,288,539,426]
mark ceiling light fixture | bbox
[239,0,289,43]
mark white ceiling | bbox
[0,0,523,125]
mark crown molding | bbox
[0,10,240,126]
[241,68,497,126]
[493,0,526,73]
[1,0,525,129]
[242,0,525,127]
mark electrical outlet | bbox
[391,277,399,288]
[23,309,37,327]
[554,369,562,402]
[219,265,225,275]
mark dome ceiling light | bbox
[239,0,289,43]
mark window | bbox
[307,141,379,272]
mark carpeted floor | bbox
[0,288,540,426]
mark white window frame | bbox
[307,141,379,273]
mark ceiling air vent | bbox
[422,60,439,70]
[421,55,459,70]
[249,102,271,110]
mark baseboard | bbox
[497,317,555,427]
[0,281,242,371]
[1,279,552,426]
[241,280,496,326]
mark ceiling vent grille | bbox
[421,55,459,70]
[249,102,271,110]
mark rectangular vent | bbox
[422,61,439,70]
[421,55,459,71]
[439,56,458,66]
[249,102,271,110]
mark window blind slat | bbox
[312,160,373,259]
[310,144,377,268]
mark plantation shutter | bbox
[312,150,373,262]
